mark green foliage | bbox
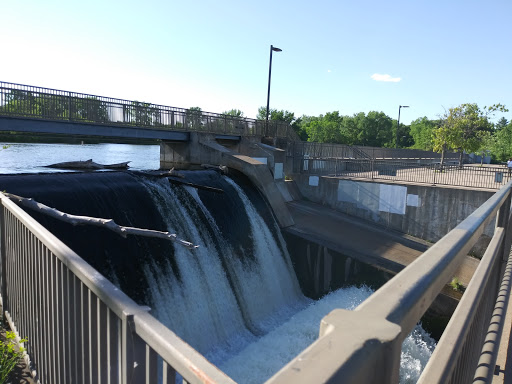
[222,109,244,117]
[0,331,27,384]
[186,107,203,128]
[74,97,108,122]
[409,117,437,150]
[303,112,343,143]
[131,101,157,126]
[449,277,465,293]
[433,103,508,166]
[490,120,512,162]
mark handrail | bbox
[0,81,295,141]
[268,181,512,383]
[0,192,236,384]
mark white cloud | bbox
[371,73,401,82]
[327,69,332,73]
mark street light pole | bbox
[266,45,282,136]
[396,105,409,148]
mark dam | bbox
[0,143,436,383]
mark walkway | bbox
[285,200,478,285]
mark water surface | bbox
[0,142,159,174]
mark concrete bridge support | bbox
[160,133,294,228]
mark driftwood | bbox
[129,169,224,193]
[201,164,229,174]
[46,159,130,170]
[5,193,198,249]
[166,178,224,194]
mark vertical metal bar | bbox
[122,313,135,384]
[98,300,109,383]
[162,361,176,384]
[50,251,59,383]
[107,308,120,384]
[82,284,91,384]
[1,204,8,318]
[90,292,99,383]
[73,276,82,384]
[145,345,157,383]
[57,259,66,383]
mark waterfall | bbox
[139,175,308,362]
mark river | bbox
[0,142,160,174]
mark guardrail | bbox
[0,81,299,141]
[0,192,236,384]
[267,181,512,383]
[297,158,508,189]
[292,142,461,162]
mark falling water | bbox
[136,175,435,383]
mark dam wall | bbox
[292,174,495,243]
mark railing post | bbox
[497,188,512,261]
[0,202,8,319]
[68,92,72,121]
[122,312,145,383]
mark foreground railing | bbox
[0,192,236,384]
[268,180,512,383]
[298,158,508,189]
[0,81,299,141]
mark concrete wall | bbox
[160,133,294,228]
[294,175,495,242]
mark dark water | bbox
[0,142,159,174]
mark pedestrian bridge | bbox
[0,81,296,143]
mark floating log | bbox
[201,164,229,174]
[129,169,224,193]
[4,193,198,249]
[167,177,224,194]
[46,159,130,170]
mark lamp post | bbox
[396,105,409,148]
[266,45,282,136]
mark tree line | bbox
[257,103,511,163]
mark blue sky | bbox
[2,0,511,124]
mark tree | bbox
[222,109,244,117]
[433,103,508,167]
[409,117,438,151]
[302,112,343,143]
[354,111,393,147]
[490,120,512,162]
[186,107,203,129]
[74,97,108,122]
[495,117,509,131]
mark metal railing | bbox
[0,81,299,141]
[297,158,508,189]
[0,192,236,384]
[292,142,461,162]
[267,180,512,384]
[1,178,511,383]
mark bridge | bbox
[0,81,297,143]
[1,82,512,383]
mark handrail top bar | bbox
[0,80,289,126]
[358,179,512,334]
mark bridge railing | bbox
[0,81,298,141]
[0,192,237,384]
[268,180,512,383]
[296,157,508,189]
